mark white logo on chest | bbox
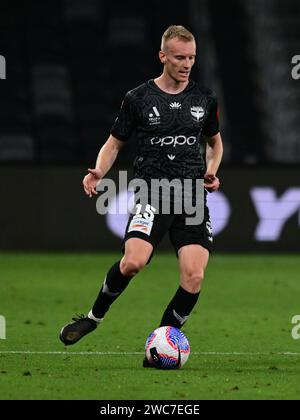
[170,102,181,109]
[148,106,161,125]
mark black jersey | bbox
[111,79,219,181]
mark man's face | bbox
[160,38,196,83]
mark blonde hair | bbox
[161,25,195,50]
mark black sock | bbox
[91,261,133,319]
[160,286,200,329]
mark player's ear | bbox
[159,50,166,64]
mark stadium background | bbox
[1,0,300,402]
[0,0,299,253]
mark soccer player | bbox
[60,25,223,366]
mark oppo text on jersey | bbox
[149,135,197,147]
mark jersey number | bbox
[133,204,156,222]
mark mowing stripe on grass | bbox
[0,351,300,356]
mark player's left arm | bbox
[204,133,223,192]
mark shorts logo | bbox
[191,106,205,122]
[128,217,153,236]
[206,221,213,242]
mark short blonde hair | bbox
[161,25,195,50]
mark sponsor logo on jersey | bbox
[149,135,197,147]
[128,217,153,236]
[170,102,181,109]
[148,106,161,125]
[191,106,205,122]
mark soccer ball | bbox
[145,326,190,369]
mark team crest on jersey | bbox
[148,106,161,126]
[190,106,205,122]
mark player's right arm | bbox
[83,135,125,197]
[83,90,135,197]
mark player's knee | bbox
[120,257,147,277]
[182,269,205,293]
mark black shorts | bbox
[123,204,213,257]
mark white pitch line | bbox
[0,351,300,356]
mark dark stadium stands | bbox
[0,0,299,164]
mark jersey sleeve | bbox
[110,92,136,142]
[202,93,220,137]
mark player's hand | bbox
[204,172,220,193]
[82,168,102,198]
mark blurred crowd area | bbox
[0,0,299,166]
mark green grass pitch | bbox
[0,252,300,400]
